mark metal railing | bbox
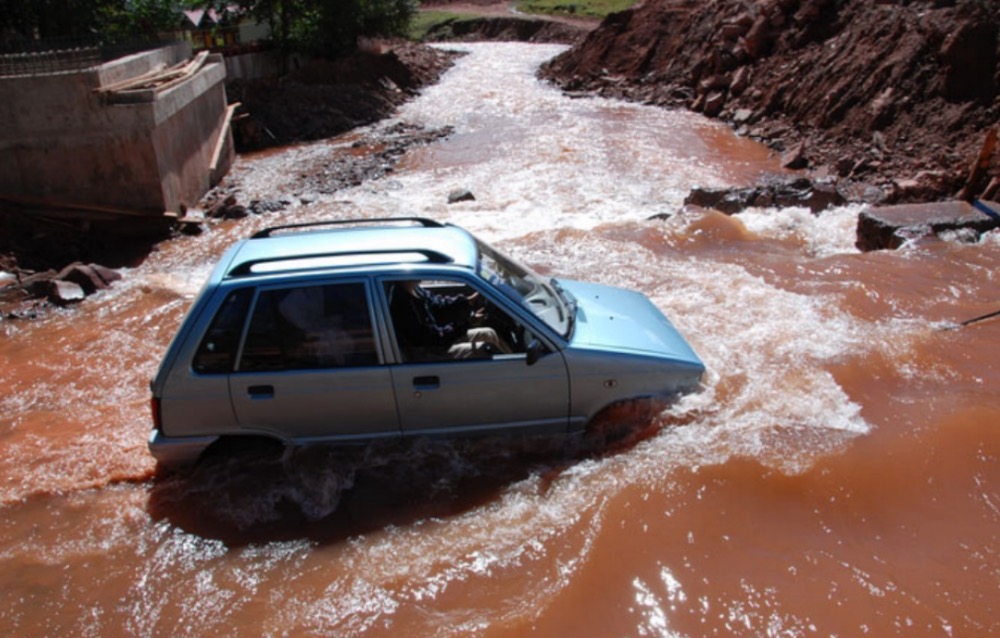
[0,35,179,77]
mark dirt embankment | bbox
[539,0,1000,204]
[229,43,461,150]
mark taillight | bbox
[150,397,162,432]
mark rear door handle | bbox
[247,385,274,399]
[413,376,440,390]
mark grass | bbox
[409,0,639,40]
[514,0,637,19]
[409,10,468,41]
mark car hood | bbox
[559,279,703,367]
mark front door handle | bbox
[413,376,440,390]
[247,385,274,399]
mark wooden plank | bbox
[958,126,997,202]
[103,51,210,95]
[95,62,167,93]
[148,50,210,94]
[210,102,241,172]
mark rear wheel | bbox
[198,435,286,466]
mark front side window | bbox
[239,282,378,371]
[385,278,530,363]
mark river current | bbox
[1,42,997,637]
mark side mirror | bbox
[526,339,545,366]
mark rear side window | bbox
[239,282,378,371]
[193,288,253,374]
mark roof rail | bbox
[251,217,445,239]
[227,249,453,277]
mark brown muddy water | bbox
[1,43,997,637]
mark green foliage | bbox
[514,0,636,19]
[308,0,417,55]
[97,0,179,42]
[0,0,178,43]
[0,0,104,40]
[196,0,417,57]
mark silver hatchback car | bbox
[149,218,704,468]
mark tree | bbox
[196,0,416,58]
[0,0,178,45]
[310,0,417,56]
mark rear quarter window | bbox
[239,282,379,371]
[192,288,254,374]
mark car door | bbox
[229,279,400,441]
[381,276,570,436]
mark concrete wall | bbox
[0,42,233,218]
[224,49,279,81]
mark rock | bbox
[684,187,751,214]
[782,141,809,169]
[699,74,730,94]
[47,279,85,306]
[742,15,771,59]
[249,199,290,214]
[89,264,122,286]
[447,189,476,204]
[889,171,961,203]
[733,108,754,124]
[21,270,57,297]
[176,218,204,236]
[855,199,1000,251]
[703,92,726,116]
[57,263,106,295]
[684,177,845,214]
[729,66,751,96]
[806,180,846,210]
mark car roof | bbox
[220,218,481,278]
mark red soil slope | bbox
[540,0,999,203]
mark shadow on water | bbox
[147,402,672,547]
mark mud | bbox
[539,0,1000,205]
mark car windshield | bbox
[476,238,575,338]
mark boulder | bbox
[47,279,85,306]
[684,177,845,214]
[447,189,476,204]
[855,199,1000,251]
[57,264,103,295]
[55,263,122,295]
[703,92,726,116]
[781,141,809,169]
[21,270,58,297]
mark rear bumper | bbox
[148,429,219,468]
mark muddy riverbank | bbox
[539,0,1000,204]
